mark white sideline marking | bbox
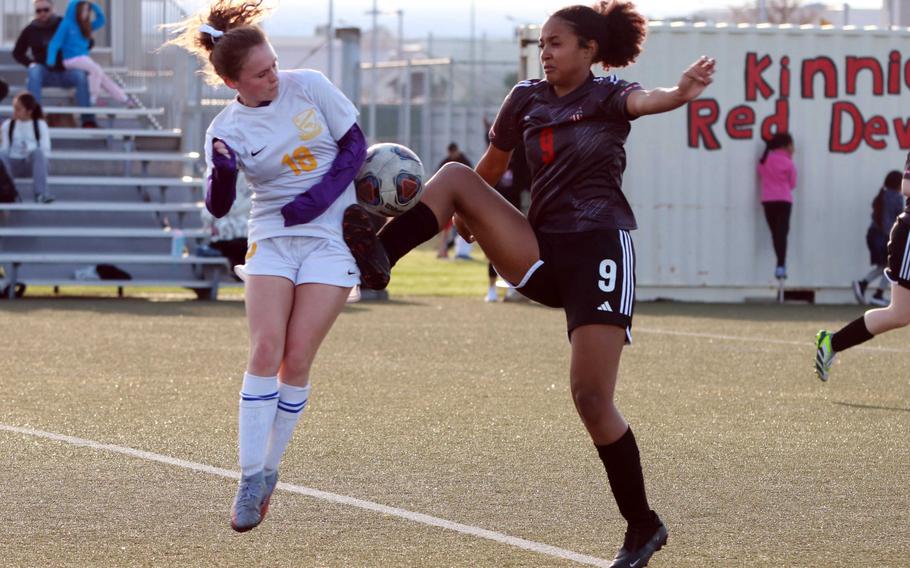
[636,328,910,353]
[0,424,612,568]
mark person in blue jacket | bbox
[46,1,128,105]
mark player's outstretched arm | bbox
[626,55,716,118]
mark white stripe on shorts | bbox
[514,259,545,290]
[619,230,633,316]
[902,232,910,280]
[618,230,627,315]
[628,232,636,316]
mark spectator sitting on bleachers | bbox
[13,0,96,127]
[200,172,251,279]
[46,1,130,107]
[0,78,8,101]
[0,92,54,204]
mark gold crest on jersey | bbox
[294,108,323,141]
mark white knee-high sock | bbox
[239,372,279,477]
[264,382,311,475]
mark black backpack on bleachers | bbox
[0,160,19,203]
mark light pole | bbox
[369,0,378,143]
[887,0,899,27]
[327,0,334,82]
[396,9,404,60]
[396,9,407,146]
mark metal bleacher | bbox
[0,47,231,300]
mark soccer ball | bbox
[354,143,425,217]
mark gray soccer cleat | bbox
[231,471,266,532]
[260,471,279,521]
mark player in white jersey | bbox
[168,0,367,532]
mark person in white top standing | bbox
[0,91,53,203]
[168,0,367,533]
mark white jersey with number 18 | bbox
[204,69,359,243]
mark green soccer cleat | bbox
[814,330,836,382]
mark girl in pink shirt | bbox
[757,133,796,279]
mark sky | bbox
[182,1,887,39]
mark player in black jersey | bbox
[343,2,715,566]
[815,151,910,381]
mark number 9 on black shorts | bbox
[506,229,636,341]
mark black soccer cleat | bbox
[343,204,391,290]
[609,515,668,568]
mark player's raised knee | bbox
[436,160,476,182]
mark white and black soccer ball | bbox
[354,143,425,217]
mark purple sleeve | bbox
[206,138,238,219]
[281,124,367,226]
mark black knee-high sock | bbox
[831,316,874,352]
[378,202,440,266]
[595,427,655,526]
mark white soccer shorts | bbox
[235,235,360,287]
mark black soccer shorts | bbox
[885,218,910,291]
[508,228,636,340]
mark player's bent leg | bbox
[420,162,539,285]
[281,283,351,385]
[245,275,295,375]
[814,283,910,382]
[346,162,540,289]
[232,276,294,532]
[256,283,350,524]
[865,283,910,335]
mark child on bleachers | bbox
[0,92,54,203]
[46,1,130,106]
